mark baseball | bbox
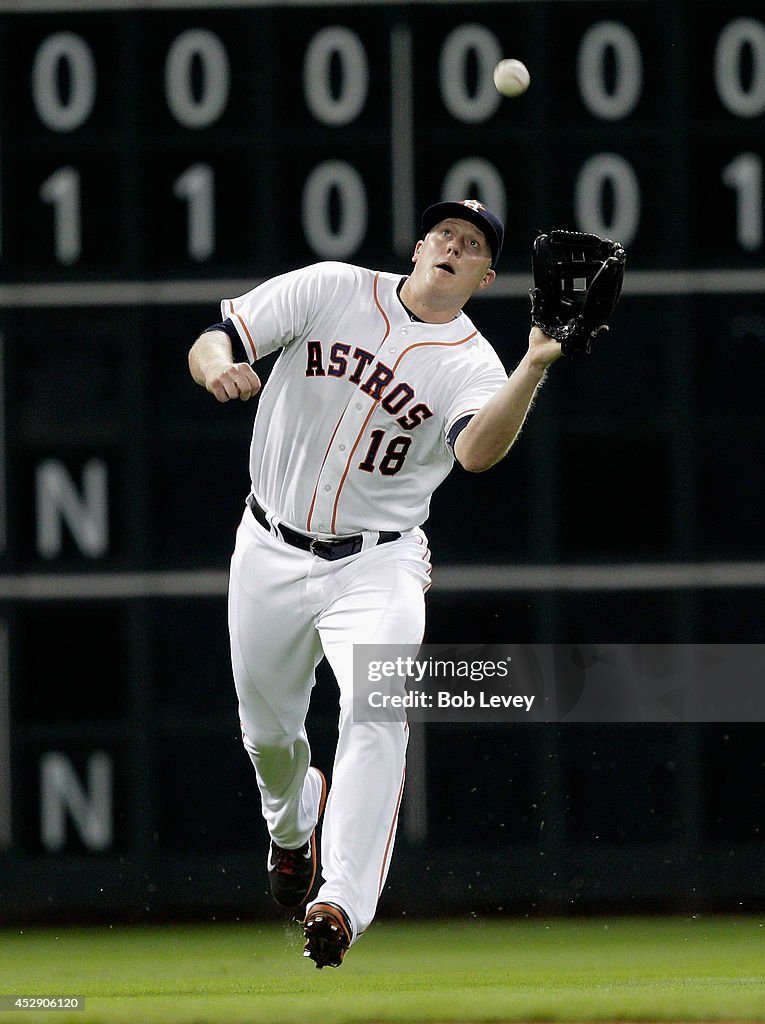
[493,58,531,98]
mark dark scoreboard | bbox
[2,0,765,280]
[1,0,765,918]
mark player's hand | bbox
[206,362,262,402]
[527,325,563,373]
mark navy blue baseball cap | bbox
[421,199,504,268]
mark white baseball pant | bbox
[228,504,431,942]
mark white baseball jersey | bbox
[222,261,508,535]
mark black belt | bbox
[247,495,400,561]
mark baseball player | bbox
[188,200,563,969]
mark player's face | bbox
[412,219,496,298]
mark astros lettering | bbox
[305,340,434,430]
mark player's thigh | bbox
[317,537,429,699]
[229,514,322,738]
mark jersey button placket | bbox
[312,400,368,531]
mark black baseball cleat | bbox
[267,768,327,909]
[303,902,352,969]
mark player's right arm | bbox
[188,329,261,403]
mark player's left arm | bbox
[454,326,561,473]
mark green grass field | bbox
[0,915,763,1023]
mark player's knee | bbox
[241,726,296,754]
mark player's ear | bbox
[412,240,424,264]
[478,268,497,289]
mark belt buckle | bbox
[310,536,336,558]
[309,535,361,560]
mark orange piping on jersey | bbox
[416,533,433,591]
[330,402,380,532]
[225,300,258,362]
[307,272,390,532]
[306,414,345,531]
[446,406,482,432]
[373,271,392,338]
[329,328,479,533]
[390,331,478,373]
